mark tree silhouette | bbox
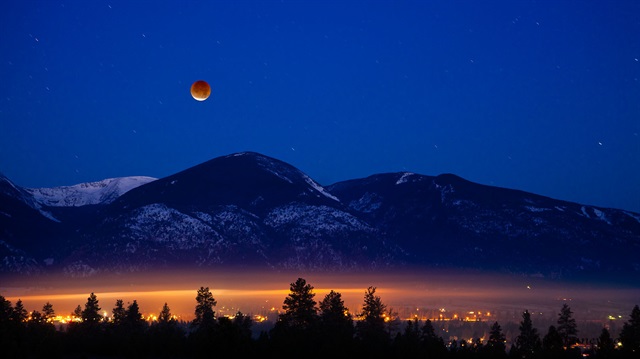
[557,303,578,347]
[484,321,507,358]
[355,286,390,356]
[279,277,318,330]
[512,310,541,359]
[317,289,354,353]
[73,304,82,318]
[192,286,217,330]
[159,302,174,323]
[542,325,564,358]
[42,302,55,322]
[596,327,615,359]
[149,302,186,358]
[393,318,421,356]
[189,287,218,357]
[0,296,20,357]
[214,311,255,356]
[81,292,102,324]
[269,277,318,353]
[112,299,126,324]
[126,300,144,324]
[12,299,27,322]
[0,295,12,322]
[619,304,640,356]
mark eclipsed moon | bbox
[190,80,211,101]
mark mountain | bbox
[327,172,640,281]
[1,152,639,282]
[25,176,157,207]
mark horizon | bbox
[4,149,640,214]
[1,1,639,213]
[3,269,638,327]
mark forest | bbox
[1,277,639,359]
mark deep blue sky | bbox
[1,0,639,213]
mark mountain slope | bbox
[327,172,640,280]
[26,176,157,207]
[59,152,397,275]
[1,153,638,281]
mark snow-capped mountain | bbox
[26,176,157,207]
[1,152,638,282]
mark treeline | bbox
[1,277,639,359]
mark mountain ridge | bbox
[1,151,638,282]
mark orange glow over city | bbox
[2,268,638,326]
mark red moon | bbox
[190,80,211,101]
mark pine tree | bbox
[112,299,126,324]
[596,327,615,359]
[193,286,217,329]
[355,286,390,354]
[542,325,564,358]
[73,305,82,318]
[42,302,55,322]
[158,302,174,323]
[279,277,318,330]
[125,300,144,324]
[318,289,354,351]
[421,319,448,358]
[485,321,507,358]
[12,299,27,323]
[619,304,640,355]
[513,310,541,359]
[0,296,12,323]
[81,292,102,323]
[358,286,387,330]
[557,303,578,347]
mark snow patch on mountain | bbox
[624,211,640,224]
[349,192,382,213]
[302,175,339,202]
[125,203,222,249]
[264,203,374,234]
[592,208,612,225]
[396,172,415,185]
[27,176,156,207]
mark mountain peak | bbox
[25,176,157,207]
[115,151,339,211]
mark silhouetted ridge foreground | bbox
[1,277,639,358]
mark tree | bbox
[112,299,126,324]
[72,304,82,318]
[393,318,421,356]
[269,278,319,353]
[193,286,217,330]
[596,327,615,359]
[81,292,102,323]
[421,319,448,358]
[12,299,27,323]
[159,302,174,323]
[484,321,507,358]
[355,286,390,355]
[214,311,255,356]
[0,296,12,323]
[125,300,144,324]
[278,277,318,331]
[619,304,640,356]
[148,302,186,358]
[0,296,20,358]
[513,310,541,359]
[557,303,578,347]
[42,302,55,322]
[542,325,564,358]
[317,290,354,352]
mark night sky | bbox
[1,0,639,213]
